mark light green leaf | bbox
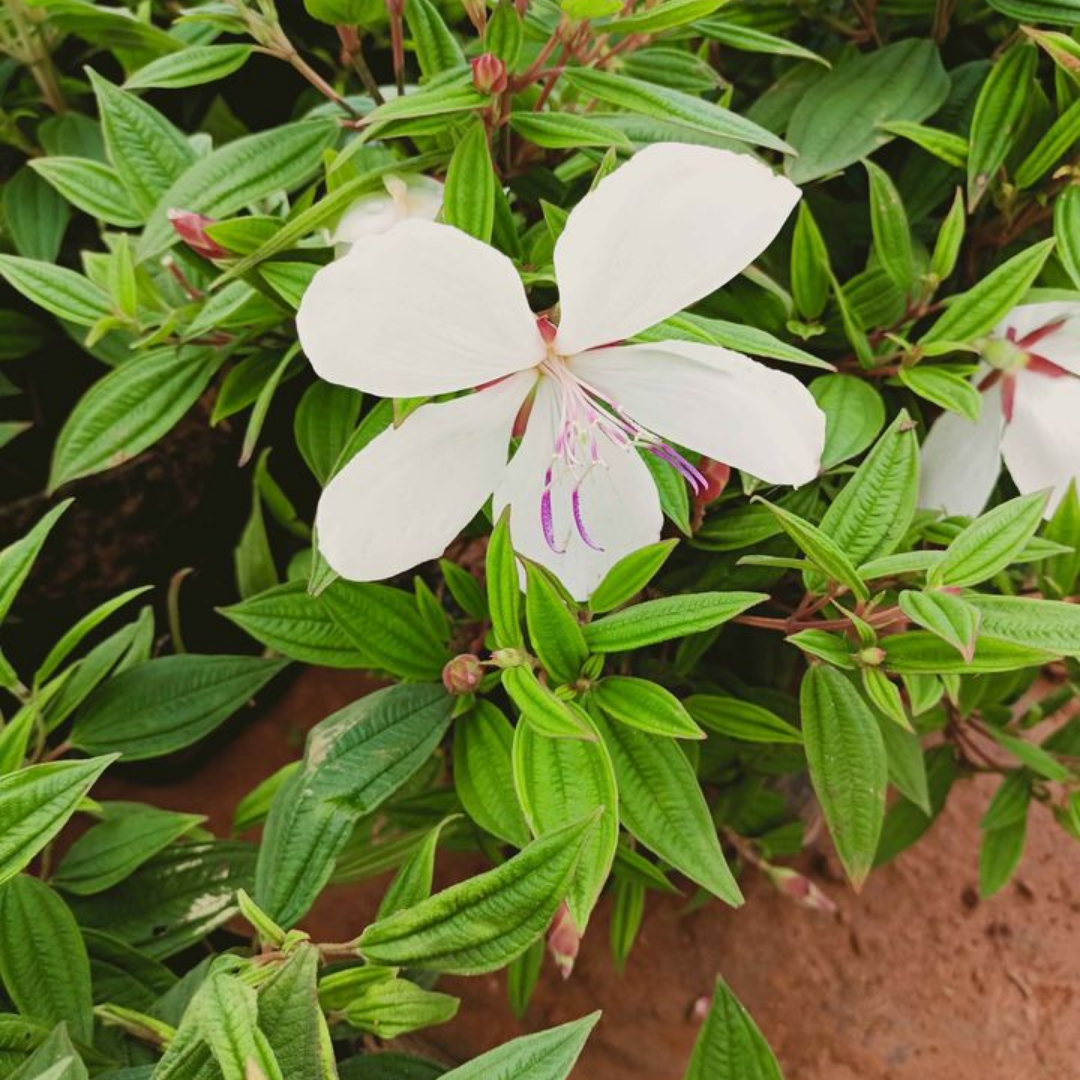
[124,44,254,89]
[682,976,783,1080]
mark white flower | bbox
[920,301,1080,519]
[298,142,826,600]
[331,173,443,254]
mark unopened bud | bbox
[167,209,229,260]
[547,902,580,979]
[490,647,530,670]
[857,646,886,667]
[442,653,483,694]
[697,458,731,506]
[471,53,508,95]
[765,865,838,915]
[462,0,487,31]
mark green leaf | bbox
[435,1014,598,1080]
[68,841,254,959]
[648,313,834,370]
[967,43,1037,210]
[29,157,142,227]
[981,770,1032,831]
[864,159,915,292]
[922,239,1056,347]
[695,19,829,66]
[200,973,283,1080]
[583,591,766,651]
[70,654,286,760]
[813,410,919,577]
[256,684,453,927]
[378,815,461,919]
[761,500,868,600]
[985,727,1069,782]
[220,581,368,668]
[898,364,982,421]
[562,68,792,153]
[294,382,361,485]
[0,500,71,628]
[592,677,704,739]
[879,121,968,168]
[0,756,116,888]
[587,540,677,613]
[258,945,334,1080]
[899,589,980,660]
[1054,185,1080,291]
[53,802,205,895]
[800,666,887,888]
[930,188,967,282]
[358,815,599,973]
[502,665,594,739]
[50,346,223,491]
[789,202,830,320]
[6,1023,87,1080]
[137,120,338,260]
[342,977,459,1039]
[488,509,524,649]
[877,716,930,814]
[443,122,497,243]
[1041,481,1080,597]
[875,745,956,866]
[685,694,803,744]
[525,565,589,685]
[513,718,618,929]
[929,491,1049,588]
[809,374,885,469]
[453,701,531,847]
[485,1,524,65]
[124,44,254,89]
[979,818,1026,899]
[0,256,111,328]
[2,168,70,262]
[1015,97,1080,189]
[963,594,1080,657]
[682,976,783,1080]
[88,70,195,218]
[786,38,950,183]
[594,711,742,904]
[509,112,632,151]
[404,0,466,77]
[882,632,1055,674]
[603,0,726,33]
[321,579,450,680]
[0,876,94,1043]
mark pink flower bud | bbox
[691,995,711,1022]
[547,902,580,979]
[766,865,838,915]
[442,653,483,695]
[857,646,886,667]
[471,54,508,95]
[167,209,229,260]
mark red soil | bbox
[103,669,1080,1079]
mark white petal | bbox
[492,379,663,601]
[331,174,444,252]
[298,219,544,398]
[1001,368,1080,516]
[919,379,1004,517]
[994,301,1080,376]
[553,144,800,355]
[569,341,824,485]
[316,372,535,581]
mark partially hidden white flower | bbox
[331,173,443,254]
[298,142,826,600]
[920,301,1080,519]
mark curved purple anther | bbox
[541,467,565,553]
[572,488,604,552]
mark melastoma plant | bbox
[1,0,1080,1075]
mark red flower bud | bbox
[167,209,229,260]
[471,53,508,95]
[547,902,581,979]
[442,653,484,694]
[765,865,838,915]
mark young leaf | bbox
[930,188,966,283]
[789,202,830,320]
[592,677,704,739]
[0,500,71,628]
[525,564,589,685]
[587,540,676,614]
[488,509,524,648]
[502,665,594,739]
[685,694,803,744]
[378,815,461,919]
[800,666,887,889]
[810,374,885,468]
[899,589,980,660]
[443,122,497,243]
[509,113,633,151]
[864,159,915,292]
[124,44,254,89]
[358,814,599,973]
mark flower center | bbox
[530,319,705,554]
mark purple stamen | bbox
[541,466,565,553]
[648,443,708,494]
[572,487,604,552]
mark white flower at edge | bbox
[331,173,444,254]
[298,142,826,600]
[920,301,1080,519]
